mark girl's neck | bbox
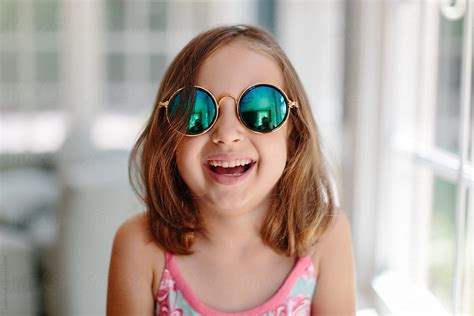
[193,199,271,258]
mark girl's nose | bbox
[210,95,245,145]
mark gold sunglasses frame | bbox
[158,82,299,137]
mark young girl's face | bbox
[176,39,292,217]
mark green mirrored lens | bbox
[168,88,216,135]
[239,85,289,132]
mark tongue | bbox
[214,165,246,175]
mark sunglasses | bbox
[158,83,298,136]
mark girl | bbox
[107,24,356,316]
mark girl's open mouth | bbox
[209,162,253,176]
[204,161,257,185]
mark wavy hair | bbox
[129,24,337,256]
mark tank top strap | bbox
[164,251,172,268]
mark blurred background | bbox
[0,0,472,315]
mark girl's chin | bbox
[211,198,248,212]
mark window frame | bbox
[344,1,473,314]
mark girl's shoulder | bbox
[114,211,165,255]
[316,207,351,251]
[308,207,356,313]
[112,212,166,294]
[308,208,351,276]
[107,212,165,314]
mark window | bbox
[106,0,126,32]
[149,2,167,31]
[345,2,472,315]
[429,175,458,308]
[36,52,58,82]
[107,53,126,82]
[150,54,167,83]
[34,0,58,32]
[0,0,59,113]
[0,52,18,84]
[0,0,17,31]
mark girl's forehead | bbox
[196,41,285,97]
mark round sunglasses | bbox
[158,83,298,136]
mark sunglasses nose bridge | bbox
[210,94,246,140]
[216,94,238,108]
[216,94,241,122]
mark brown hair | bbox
[128,24,337,256]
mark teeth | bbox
[208,159,253,168]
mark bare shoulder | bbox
[309,208,351,265]
[114,212,166,290]
[106,212,165,315]
[310,207,356,316]
[316,208,352,252]
[115,212,160,247]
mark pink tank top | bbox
[155,252,317,316]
